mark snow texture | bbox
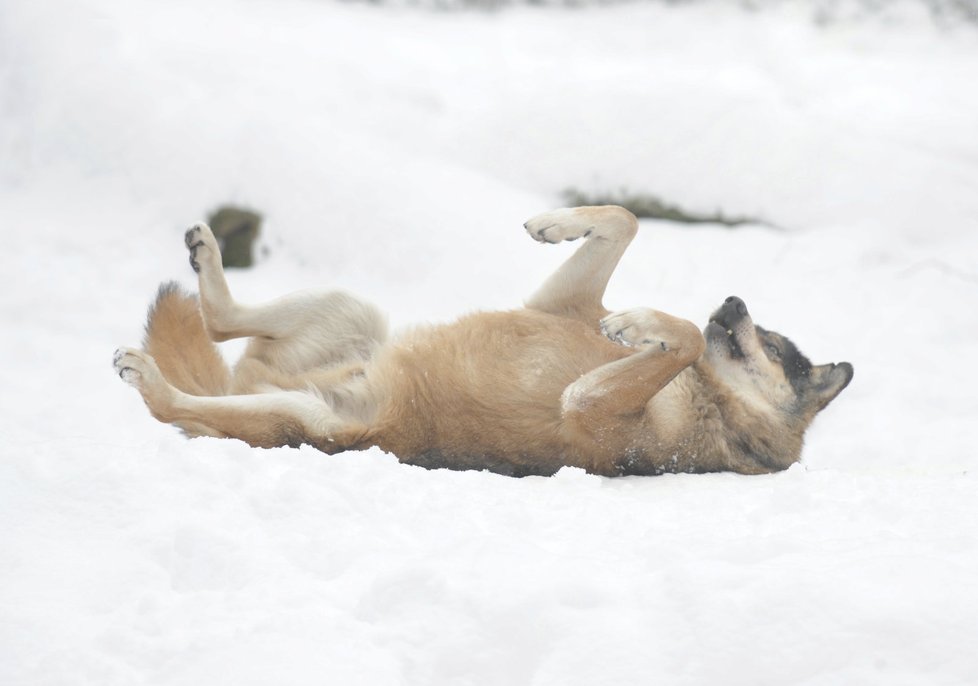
[2,0,977,684]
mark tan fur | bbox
[114,206,852,476]
[143,284,230,397]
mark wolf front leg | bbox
[560,313,705,437]
[524,206,638,322]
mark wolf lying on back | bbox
[114,206,853,476]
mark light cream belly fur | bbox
[363,309,644,475]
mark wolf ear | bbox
[806,362,854,412]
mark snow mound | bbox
[2,0,977,683]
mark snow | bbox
[2,0,978,683]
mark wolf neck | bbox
[688,361,802,474]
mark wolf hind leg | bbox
[113,347,367,450]
[233,289,388,373]
[184,222,239,340]
[184,222,387,370]
[523,206,638,321]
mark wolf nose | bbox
[723,296,749,318]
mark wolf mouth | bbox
[706,320,746,359]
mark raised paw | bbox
[184,222,220,274]
[112,347,176,417]
[524,208,595,244]
[113,347,159,387]
[600,308,672,351]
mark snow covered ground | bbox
[2,0,978,683]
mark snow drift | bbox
[2,0,977,683]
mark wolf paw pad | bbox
[113,347,162,388]
[600,309,671,351]
[113,348,176,416]
[524,208,595,244]
[185,222,219,273]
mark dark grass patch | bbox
[562,188,778,228]
[207,206,262,268]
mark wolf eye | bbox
[765,343,782,359]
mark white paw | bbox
[184,222,220,274]
[113,347,164,390]
[600,308,671,350]
[113,347,176,416]
[524,208,595,244]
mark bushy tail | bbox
[143,282,230,396]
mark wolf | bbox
[113,205,853,476]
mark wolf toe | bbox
[185,222,220,273]
[524,208,594,244]
[113,347,163,388]
[113,347,177,417]
[601,309,671,350]
[184,222,216,249]
[114,350,145,387]
[114,347,147,383]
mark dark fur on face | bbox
[755,326,813,394]
[704,295,853,420]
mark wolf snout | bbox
[711,295,750,327]
[724,295,749,318]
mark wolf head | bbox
[702,296,853,424]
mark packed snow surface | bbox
[2,0,978,683]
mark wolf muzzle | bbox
[711,295,750,327]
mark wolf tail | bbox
[143,282,230,397]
